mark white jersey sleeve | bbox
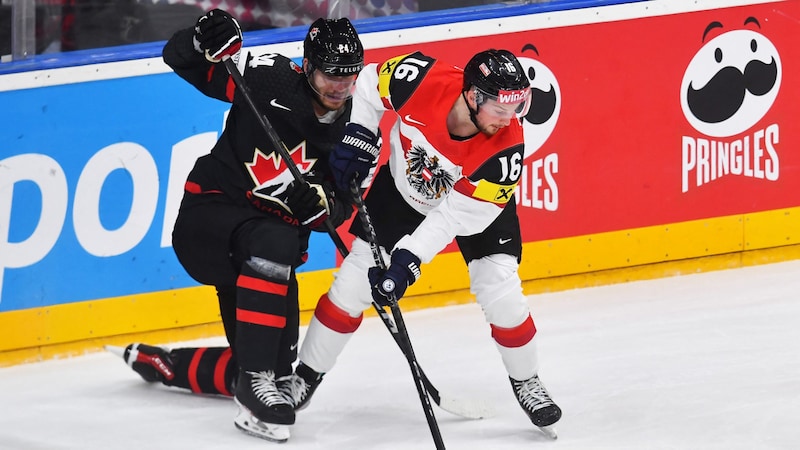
[395,187,503,263]
[349,63,385,136]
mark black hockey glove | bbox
[286,179,329,229]
[193,9,242,63]
[322,191,354,230]
[367,249,422,307]
[330,123,381,192]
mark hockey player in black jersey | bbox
[108,9,364,443]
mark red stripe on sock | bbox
[237,308,287,328]
[188,347,207,394]
[491,315,537,348]
[236,274,289,295]
[313,294,362,333]
[214,348,233,397]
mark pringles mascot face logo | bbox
[513,44,561,212]
[680,17,781,138]
[516,44,561,159]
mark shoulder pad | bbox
[247,53,297,72]
[468,144,524,204]
[378,52,436,110]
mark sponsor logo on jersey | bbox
[473,179,517,204]
[270,99,291,111]
[403,115,426,126]
[378,54,411,99]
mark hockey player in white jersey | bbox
[283,48,562,437]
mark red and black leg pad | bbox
[234,260,291,373]
[165,347,236,396]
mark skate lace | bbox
[515,376,555,412]
[249,371,287,406]
[277,374,309,405]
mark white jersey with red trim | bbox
[350,51,525,262]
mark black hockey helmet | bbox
[463,49,531,116]
[304,18,364,76]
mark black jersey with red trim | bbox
[163,28,350,226]
[350,51,525,262]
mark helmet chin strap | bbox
[462,90,481,130]
[304,66,334,112]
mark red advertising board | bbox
[362,1,799,245]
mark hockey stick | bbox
[367,281,494,420]
[222,57,492,421]
[346,187,493,420]
[349,180,445,450]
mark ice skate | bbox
[278,362,324,411]
[234,370,294,442]
[106,343,175,383]
[510,374,562,439]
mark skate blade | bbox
[234,402,291,443]
[538,424,558,440]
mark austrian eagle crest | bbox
[405,145,455,200]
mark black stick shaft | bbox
[350,181,445,450]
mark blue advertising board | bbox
[1,69,337,312]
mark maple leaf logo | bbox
[246,141,317,203]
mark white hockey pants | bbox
[299,239,539,381]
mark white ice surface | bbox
[2,260,800,449]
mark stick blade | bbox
[104,345,126,358]
[436,393,496,419]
